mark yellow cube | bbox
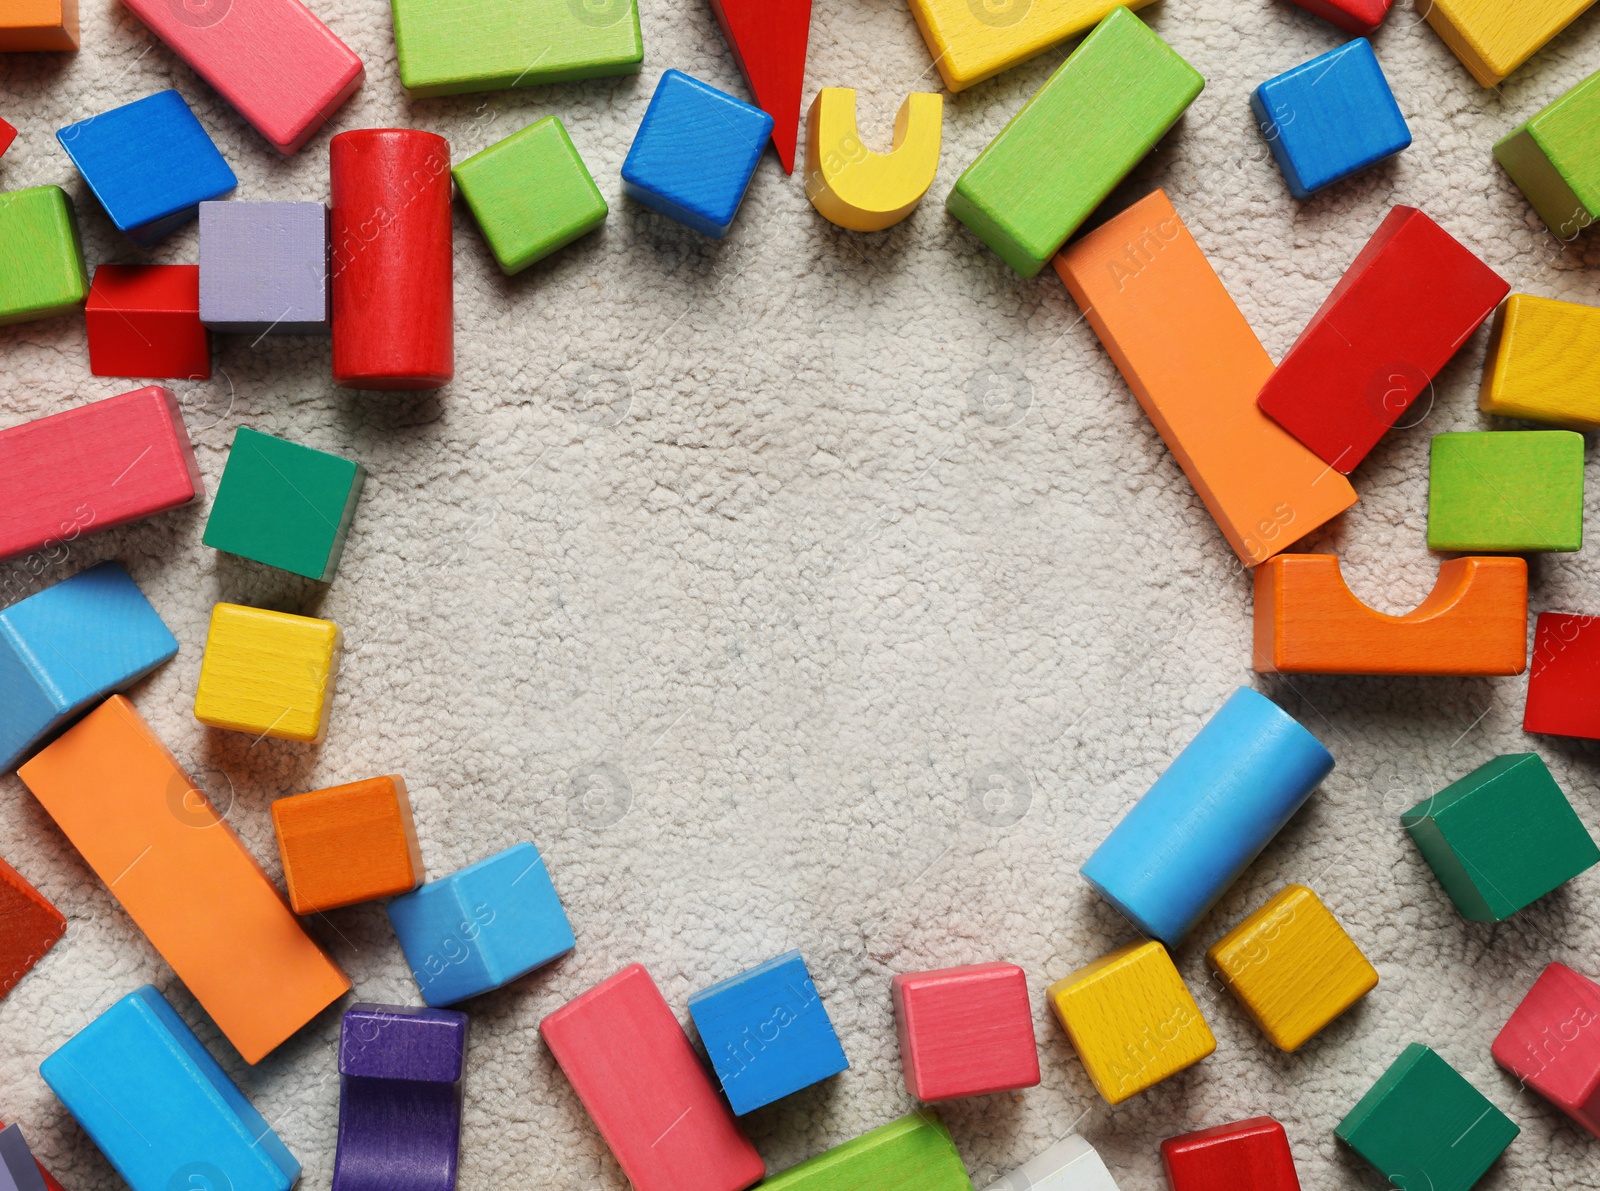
[906,0,1156,92]
[1479,295,1600,431]
[1423,0,1596,87]
[1206,884,1377,1053]
[194,603,342,743]
[1046,940,1215,1104]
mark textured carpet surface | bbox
[4,0,1600,1188]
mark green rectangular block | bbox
[1495,69,1600,238]
[391,0,643,97]
[454,117,608,275]
[763,1111,972,1191]
[0,186,88,326]
[1402,753,1600,923]
[202,427,365,583]
[1427,430,1584,553]
[945,6,1203,278]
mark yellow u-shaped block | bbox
[804,88,942,232]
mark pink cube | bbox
[890,962,1040,1101]
[1492,962,1600,1136]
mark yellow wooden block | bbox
[804,89,943,233]
[1480,295,1600,430]
[194,603,342,743]
[1206,884,1377,1053]
[1046,939,1215,1104]
[1423,0,1597,87]
[906,0,1157,92]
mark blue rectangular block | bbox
[386,842,575,1007]
[39,985,300,1191]
[1251,38,1411,201]
[199,201,330,334]
[57,91,237,247]
[0,561,178,772]
[621,69,773,238]
[688,949,848,1114]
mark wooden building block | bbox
[1526,612,1600,739]
[1480,296,1600,428]
[17,697,350,1062]
[0,856,65,998]
[1206,885,1377,1052]
[1336,1044,1518,1191]
[86,265,211,380]
[0,1123,62,1191]
[330,129,453,390]
[804,89,942,232]
[40,985,301,1190]
[0,186,87,326]
[387,842,574,1006]
[333,1004,467,1191]
[0,561,179,772]
[890,962,1039,1102]
[0,118,16,160]
[1160,1118,1300,1191]
[390,0,642,97]
[56,91,237,248]
[121,0,362,155]
[0,0,77,51]
[1256,207,1508,473]
[199,201,329,334]
[946,8,1202,277]
[688,950,849,1114]
[1081,688,1334,947]
[0,386,202,562]
[1492,962,1600,1136]
[1286,0,1392,35]
[763,1111,970,1190]
[1402,754,1599,923]
[1495,72,1600,239]
[1252,554,1528,675]
[1428,431,1583,553]
[982,1135,1120,1191]
[1251,39,1410,201]
[0,1124,49,1191]
[202,427,364,582]
[707,0,811,173]
[540,964,765,1191]
[1053,191,1356,568]
[1423,0,1596,87]
[453,118,608,275]
[621,70,774,239]
[907,0,1153,93]
[273,776,423,914]
[193,603,342,743]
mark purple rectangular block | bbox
[339,1003,467,1082]
[0,1125,48,1191]
[199,200,329,334]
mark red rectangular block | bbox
[891,962,1040,1101]
[0,855,66,999]
[1525,612,1600,740]
[540,964,764,1191]
[1493,962,1600,1136]
[0,387,202,562]
[1161,1116,1301,1191]
[0,117,15,159]
[1257,207,1508,473]
[86,265,211,380]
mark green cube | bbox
[203,428,365,583]
[391,0,643,97]
[1402,754,1600,923]
[1495,69,1600,237]
[0,186,88,326]
[454,117,608,275]
[1428,431,1583,553]
[1337,1044,1518,1191]
[761,1111,971,1191]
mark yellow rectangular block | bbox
[1207,884,1377,1052]
[194,603,342,743]
[1046,939,1215,1104]
[906,0,1157,92]
[1424,0,1597,86]
[1480,294,1600,430]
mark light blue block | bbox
[620,70,773,238]
[39,985,299,1191]
[57,91,237,247]
[688,949,848,1114]
[1080,687,1334,946]
[387,842,575,1007]
[1251,39,1410,201]
[0,561,178,772]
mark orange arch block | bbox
[1253,554,1528,675]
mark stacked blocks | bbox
[0,0,78,51]
[1497,70,1600,237]
[890,961,1040,1101]
[983,1134,1121,1191]
[1480,296,1600,429]
[1287,0,1392,35]
[906,0,1155,93]
[0,185,87,325]
[1160,1117,1301,1191]
[0,1125,48,1191]
[0,856,66,998]
[1424,0,1597,87]
[1401,754,1599,922]
[761,1111,969,1191]
[199,202,330,334]
[1526,612,1600,739]
[86,265,211,379]
[193,603,343,743]
[1427,431,1583,552]
[688,950,849,1114]
[273,776,424,914]
[1492,962,1600,1136]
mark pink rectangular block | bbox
[1492,962,1600,1136]
[540,964,764,1191]
[0,387,202,561]
[121,0,363,155]
[891,962,1040,1101]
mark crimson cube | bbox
[1161,1117,1301,1191]
[1492,962,1600,1136]
[85,265,211,380]
[890,962,1039,1101]
[1525,612,1600,740]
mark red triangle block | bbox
[706,0,811,173]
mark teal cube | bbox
[1428,431,1584,553]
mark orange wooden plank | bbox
[0,855,66,999]
[272,775,424,915]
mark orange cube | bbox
[272,775,424,914]
[0,0,79,50]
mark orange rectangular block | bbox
[1053,189,1357,567]
[0,0,79,50]
[17,696,349,1063]
[271,775,424,915]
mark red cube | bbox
[1287,0,1392,35]
[0,116,15,159]
[1492,962,1600,1136]
[1161,1117,1301,1191]
[1525,612,1600,740]
[86,265,212,380]
[890,962,1039,1101]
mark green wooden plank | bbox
[1495,69,1600,237]
[0,186,88,327]
[1427,430,1583,553]
[762,1111,972,1191]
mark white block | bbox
[984,1134,1122,1191]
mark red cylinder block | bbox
[330,129,453,390]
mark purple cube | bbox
[199,200,329,334]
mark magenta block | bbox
[1493,963,1600,1136]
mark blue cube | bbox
[57,91,237,247]
[621,69,773,238]
[387,842,575,1006]
[688,950,848,1113]
[1251,39,1410,201]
